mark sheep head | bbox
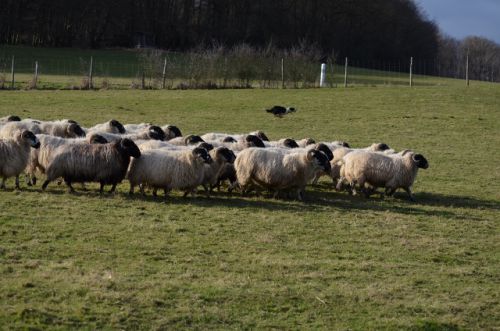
[88,134,108,144]
[245,135,265,148]
[68,123,86,137]
[192,147,213,164]
[314,143,333,161]
[22,130,40,149]
[110,119,126,134]
[216,147,236,164]
[283,138,299,148]
[412,154,429,169]
[184,135,204,145]
[198,142,214,151]
[119,138,141,158]
[164,125,182,139]
[223,136,237,143]
[148,126,166,141]
[307,150,331,172]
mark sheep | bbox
[137,139,213,152]
[234,148,331,200]
[0,120,42,138]
[41,138,141,193]
[264,138,300,148]
[127,147,213,198]
[0,115,21,124]
[337,150,429,201]
[124,123,152,133]
[297,138,316,148]
[26,133,108,185]
[0,130,40,189]
[200,147,236,195]
[38,119,86,138]
[201,130,269,143]
[86,119,126,134]
[222,134,266,152]
[91,126,165,142]
[161,125,183,140]
[167,134,205,146]
[329,142,394,186]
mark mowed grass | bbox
[0,85,499,329]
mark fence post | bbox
[281,58,285,89]
[89,56,93,89]
[141,70,145,89]
[33,61,38,89]
[162,57,167,89]
[10,55,15,89]
[466,50,469,86]
[344,57,348,87]
[320,63,327,87]
[409,57,413,87]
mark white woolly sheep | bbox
[0,130,40,189]
[86,119,126,134]
[38,119,86,138]
[234,147,331,200]
[337,150,429,201]
[0,119,42,138]
[127,147,213,198]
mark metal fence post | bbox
[344,57,348,87]
[89,56,93,89]
[10,56,15,89]
[281,58,285,89]
[410,57,413,87]
[162,57,167,89]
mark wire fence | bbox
[0,50,489,90]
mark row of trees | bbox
[437,35,500,82]
[0,0,438,60]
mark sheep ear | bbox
[401,149,412,156]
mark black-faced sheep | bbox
[127,147,212,198]
[200,147,236,195]
[235,148,331,200]
[161,125,183,140]
[337,150,429,201]
[26,133,108,185]
[0,130,40,189]
[86,119,126,134]
[42,138,141,193]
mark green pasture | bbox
[0,85,499,329]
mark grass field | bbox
[0,85,499,329]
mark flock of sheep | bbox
[0,115,429,201]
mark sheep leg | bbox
[140,185,146,196]
[152,188,158,197]
[32,175,37,186]
[404,187,415,202]
[335,177,345,191]
[385,187,396,196]
[15,176,20,190]
[109,183,117,193]
[64,180,75,193]
[99,182,105,194]
[25,173,32,186]
[0,177,6,189]
[41,180,50,191]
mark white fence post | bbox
[320,63,327,87]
